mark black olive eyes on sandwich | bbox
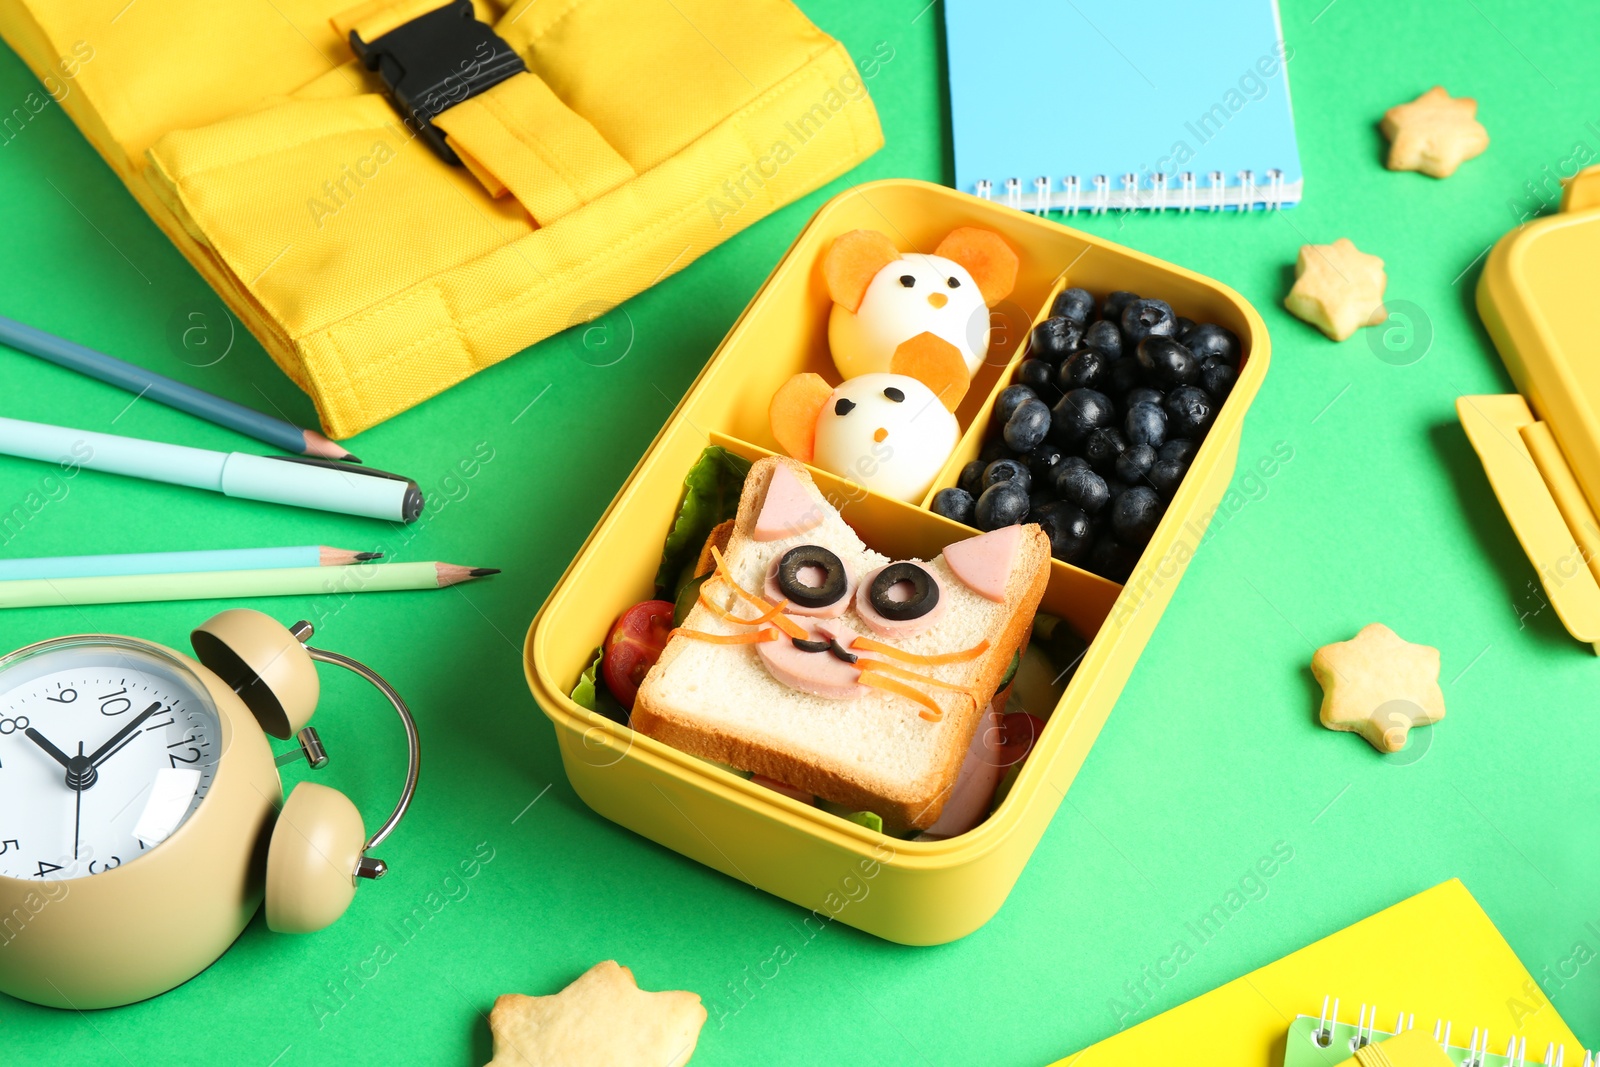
[867,562,939,621]
[776,545,851,609]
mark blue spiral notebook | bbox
[944,0,1304,213]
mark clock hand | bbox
[87,702,162,767]
[73,743,83,861]
[23,727,73,770]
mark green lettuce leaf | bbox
[655,446,752,596]
[571,647,628,725]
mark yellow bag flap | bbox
[433,71,637,224]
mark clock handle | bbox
[290,621,420,875]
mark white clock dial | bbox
[0,638,223,881]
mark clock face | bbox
[0,638,223,881]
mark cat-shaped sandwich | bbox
[633,456,1050,832]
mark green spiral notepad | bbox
[1283,1001,1594,1066]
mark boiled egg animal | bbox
[823,227,1020,381]
[771,360,969,504]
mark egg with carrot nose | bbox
[767,226,1020,503]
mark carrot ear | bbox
[933,227,1019,306]
[823,230,901,313]
[890,333,969,412]
[769,373,833,462]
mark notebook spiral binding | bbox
[973,169,1300,215]
[1295,996,1595,1067]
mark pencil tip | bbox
[470,568,501,577]
[303,429,361,464]
[355,551,384,561]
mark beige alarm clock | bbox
[0,609,419,1009]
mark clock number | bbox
[0,715,30,735]
[169,747,202,766]
[0,839,17,855]
[88,857,121,875]
[98,688,132,716]
[145,717,177,732]
[33,861,62,878]
[44,688,77,704]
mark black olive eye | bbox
[947,277,961,288]
[834,398,856,416]
[899,274,916,288]
[777,546,850,608]
[868,563,939,621]
[883,387,905,403]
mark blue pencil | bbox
[0,313,359,462]
[0,545,382,581]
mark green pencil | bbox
[0,562,500,609]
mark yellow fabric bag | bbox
[0,0,882,437]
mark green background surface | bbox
[2,1,1598,1064]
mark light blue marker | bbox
[0,416,422,523]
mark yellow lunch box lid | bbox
[1464,164,1600,649]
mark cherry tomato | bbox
[602,600,675,708]
[996,712,1046,768]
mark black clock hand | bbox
[73,743,83,861]
[87,702,161,767]
[23,727,72,769]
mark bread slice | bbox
[633,456,1050,832]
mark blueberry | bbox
[1110,486,1164,546]
[957,459,986,497]
[1003,398,1052,452]
[1164,385,1215,439]
[1050,388,1115,446]
[1114,442,1156,484]
[1200,358,1237,401]
[1124,386,1163,410]
[994,384,1037,424]
[974,480,1030,530]
[1106,355,1141,396]
[1102,291,1140,323]
[1124,401,1167,448]
[1147,458,1186,499]
[1083,427,1128,475]
[1029,317,1083,363]
[1016,358,1055,394]
[982,457,1032,493]
[1083,319,1123,359]
[1057,348,1108,392]
[1159,438,1197,465]
[1051,461,1110,514]
[1136,336,1199,388]
[1121,298,1177,346]
[1050,287,1095,325]
[931,487,976,525]
[1034,501,1094,565]
[1027,441,1067,483]
[1175,316,1197,340]
[1087,536,1139,582]
[979,439,1011,464]
[1186,323,1241,366]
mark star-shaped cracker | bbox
[485,961,707,1067]
[1381,87,1489,179]
[1284,238,1387,341]
[1312,623,1445,754]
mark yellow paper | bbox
[1054,880,1581,1065]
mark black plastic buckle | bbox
[349,0,527,165]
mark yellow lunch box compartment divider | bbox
[524,179,1271,945]
[0,0,883,438]
[1465,164,1600,650]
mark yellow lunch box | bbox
[523,178,1271,944]
[1464,165,1600,651]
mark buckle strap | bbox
[349,0,525,164]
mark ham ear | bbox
[941,526,1023,602]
